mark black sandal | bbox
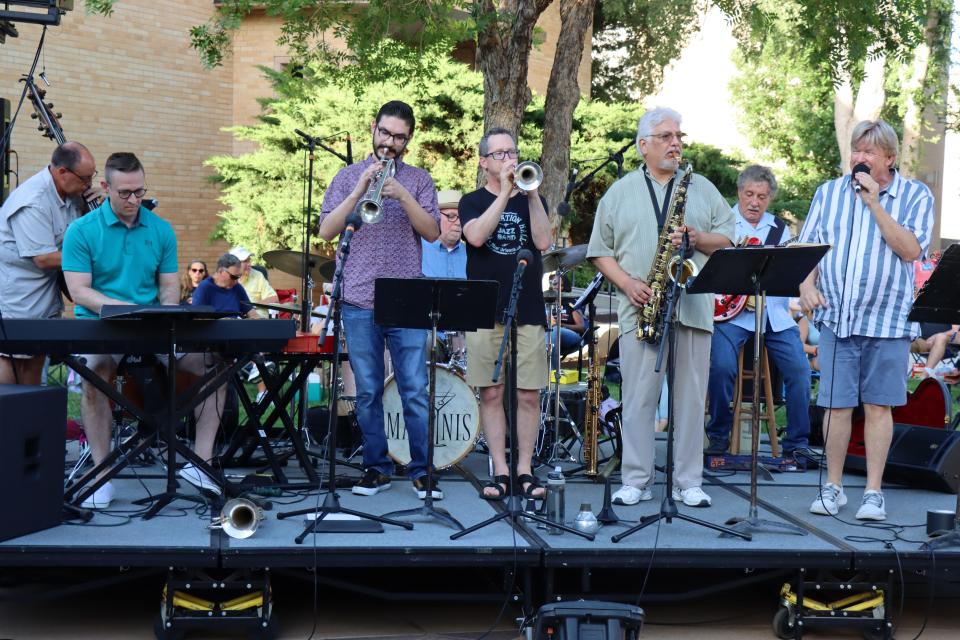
[480,475,510,500]
[517,474,545,500]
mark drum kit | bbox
[250,244,616,473]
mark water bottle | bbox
[573,502,599,535]
[546,466,566,535]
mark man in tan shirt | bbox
[587,107,734,508]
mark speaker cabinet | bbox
[846,422,960,493]
[0,384,67,542]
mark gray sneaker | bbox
[612,485,652,505]
[809,483,846,515]
[855,490,886,521]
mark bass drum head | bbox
[385,365,480,470]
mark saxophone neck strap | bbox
[643,172,675,232]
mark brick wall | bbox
[0,1,234,296]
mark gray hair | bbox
[216,253,241,272]
[636,107,683,151]
[737,165,779,198]
[479,127,515,157]
[851,120,899,165]
[51,142,90,171]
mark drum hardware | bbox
[541,244,588,274]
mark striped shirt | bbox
[797,171,933,339]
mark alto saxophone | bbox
[636,162,697,344]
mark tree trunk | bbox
[900,6,942,178]
[833,54,886,172]
[540,0,596,234]
[475,0,553,187]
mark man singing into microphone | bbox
[318,100,441,499]
[799,120,934,521]
[459,127,552,501]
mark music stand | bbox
[911,243,960,550]
[688,243,828,537]
[101,306,236,519]
[373,277,499,529]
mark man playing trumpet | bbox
[459,127,552,500]
[318,100,441,499]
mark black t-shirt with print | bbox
[458,188,547,326]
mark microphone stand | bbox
[612,234,750,543]
[453,256,594,541]
[278,214,413,541]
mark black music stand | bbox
[611,239,750,543]
[374,277,499,530]
[451,272,594,541]
[689,243,828,537]
[96,306,236,519]
[911,243,960,550]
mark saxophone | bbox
[581,337,602,478]
[636,162,697,344]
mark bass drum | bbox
[385,365,480,469]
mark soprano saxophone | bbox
[581,341,603,478]
[636,162,697,344]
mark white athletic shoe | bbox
[612,485,652,505]
[809,483,846,516]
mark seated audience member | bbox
[230,246,278,317]
[180,259,207,304]
[921,325,960,379]
[192,253,259,319]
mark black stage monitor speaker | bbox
[534,600,644,640]
[846,422,960,494]
[0,384,67,542]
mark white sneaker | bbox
[809,483,846,515]
[255,389,268,404]
[80,481,114,509]
[612,485,652,505]
[855,490,886,521]
[672,486,711,507]
[178,463,223,496]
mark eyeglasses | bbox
[646,132,687,143]
[441,212,459,221]
[376,126,410,145]
[113,187,148,200]
[67,168,98,184]
[189,268,206,273]
[484,149,519,161]
[227,272,242,281]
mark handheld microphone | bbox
[851,162,870,193]
[517,248,533,267]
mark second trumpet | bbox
[357,157,396,224]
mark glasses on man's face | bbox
[114,187,148,200]
[376,126,410,145]
[190,268,206,273]
[227,271,242,281]
[484,149,519,161]
[647,132,687,144]
[441,212,459,221]
[67,168,98,185]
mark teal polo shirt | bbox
[62,200,178,318]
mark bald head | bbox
[50,142,96,199]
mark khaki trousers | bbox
[619,326,710,490]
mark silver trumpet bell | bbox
[514,161,543,192]
[357,157,396,225]
[211,497,264,539]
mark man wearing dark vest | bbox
[705,165,812,458]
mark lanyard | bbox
[643,173,675,231]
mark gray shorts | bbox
[816,324,909,408]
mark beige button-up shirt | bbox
[587,166,734,335]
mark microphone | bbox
[557,167,578,218]
[517,248,533,267]
[851,162,870,193]
[341,212,363,246]
[294,128,315,143]
[346,134,353,165]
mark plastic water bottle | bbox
[573,503,599,535]
[546,466,566,535]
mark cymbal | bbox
[251,300,326,317]
[263,250,336,284]
[542,244,588,273]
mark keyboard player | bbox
[62,152,223,508]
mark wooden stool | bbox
[731,345,780,457]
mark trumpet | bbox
[514,161,543,192]
[357,156,396,224]
[211,497,264,539]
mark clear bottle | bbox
[546,466,566,535]
[573,502,599,535]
